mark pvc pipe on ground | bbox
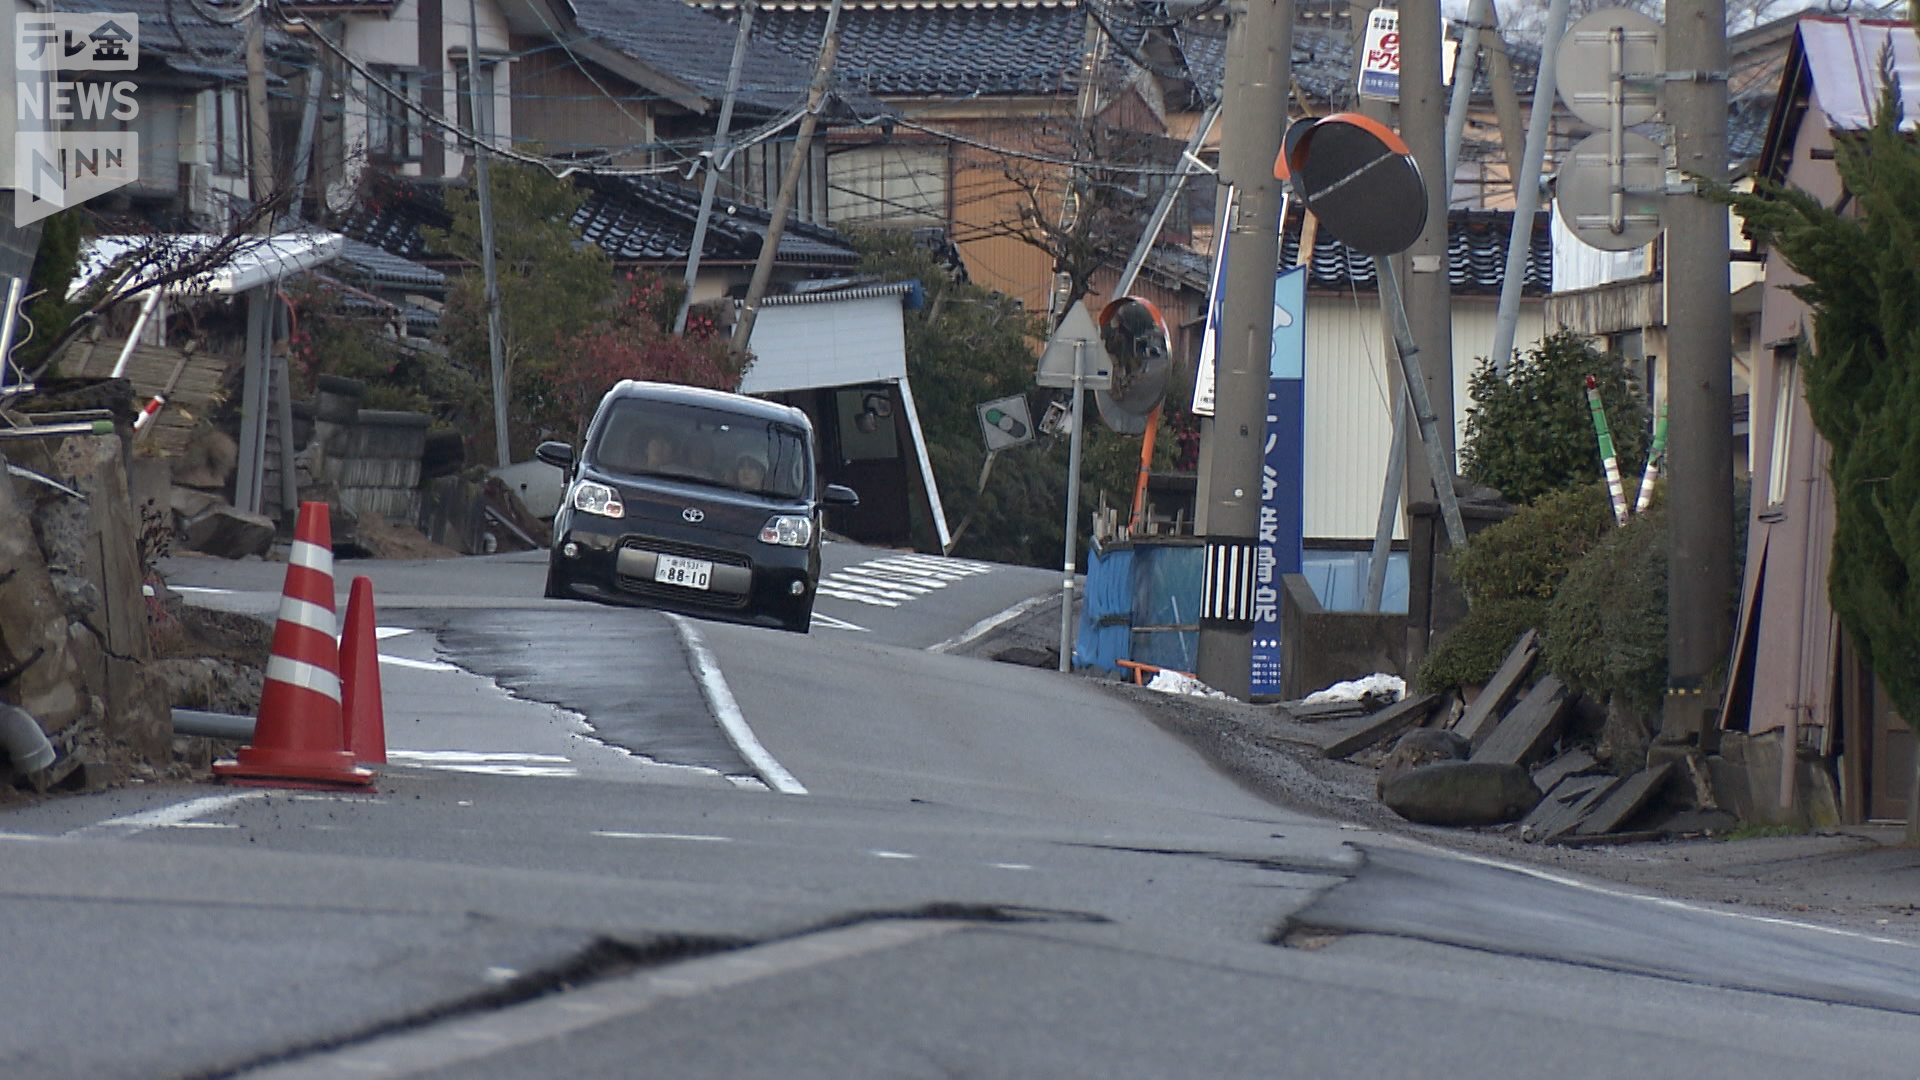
[171,709,255,741]
[0,704,56,775]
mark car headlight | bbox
[572,480,625,519]
[759,514,813,547]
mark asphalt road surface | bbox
[0,544,1916,1078]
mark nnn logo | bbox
[15,13,141,226]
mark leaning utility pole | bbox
[1194,0,1294,701]
[732,0,844,359]
[1662,0,1735,747]
[675,0,756,336]
[244,2,275,227]
[468,0,511,469]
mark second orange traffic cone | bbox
[214,502,374,789]
[339,576,387,765]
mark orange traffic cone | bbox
[214,502,374,789]
[340,576,387,765]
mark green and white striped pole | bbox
[1585,375,1629,526]
[1635,401,1668,514]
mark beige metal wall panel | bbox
[1302,295,1544,540]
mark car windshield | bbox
[590,397,810,500]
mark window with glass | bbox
[591,398,811,499]
[368,67,422,162]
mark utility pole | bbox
[1398,0,1455,514]
[732,0,844,359]
[1194,0,1293,701]
[675,0,756,336]
[468,0,511,469]
[245,2,275,227]
[1662,0,1734,749]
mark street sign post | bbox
[1036,300,1111,389]
[976,394,1034,453]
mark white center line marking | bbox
[870,850,918,860]
[165,821,239,830]
[170,585,234,595]
[993,863,1033,871]
[667,614,807,795]
[593,831,733,843]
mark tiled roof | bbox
[336,238,446,291]
[336,171,859,270]
[571,173,859,265]
[1176,21,1542,110]
[50,0,303,83]
[741,1,1085,97]
[1145,209,1551,297]
[572,0,866,116]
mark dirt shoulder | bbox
[953,599,1920,943]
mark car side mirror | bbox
[824,483,860,507]
[535,441,575,471]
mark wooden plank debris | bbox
[1453,629,1539,748]
[1519,774,1619,843]
[1470,674,1571,767]
[1575,762,1675,837]
[1286,700,1372,723]
[1531,748,1599,793]
[1319,693,1441,760]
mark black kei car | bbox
[537,381,858,633]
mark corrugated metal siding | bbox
[738,295,907,394]
[1302,295,1544,539]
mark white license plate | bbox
[654,554,714,590]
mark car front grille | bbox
[615,536,753,608]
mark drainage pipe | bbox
[171,709,255,741]
[0,704,56,775]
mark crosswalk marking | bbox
[816,554,993,612]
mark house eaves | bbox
[1756,16,1920,185]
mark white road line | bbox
[170,585,234,595]
[243,921,965,1079]
[816,586,898,608]
[380,655,460,672]
[818,576,917,602]
[993,863,1034,871]
[388,750,577,778]
[375,627,414,640]
[928,592,1057,653]
[869,850,918,860]
[1397,837,1920,949]
[809,612,869,632]
[666,615,807,795]
[593,831,732,843]
[836,567,934,593]
[890,554,991,575]
[389,751,571,763]
[66,792,266,839]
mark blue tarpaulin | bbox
[1073,545,1134,672]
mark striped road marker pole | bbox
[1585,375,1629,527]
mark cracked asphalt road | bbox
[0,549,1915,1077]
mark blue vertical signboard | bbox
[1250,266,1307,696]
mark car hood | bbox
[588,469,805,539]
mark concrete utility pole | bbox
[732,0,844,359]
[467,0,511,469]
[1194,0,1293,701]
[245,3,275,224]
[675,0,756,336]
[1662,0,1735,746]
[1398,0,1456,508]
